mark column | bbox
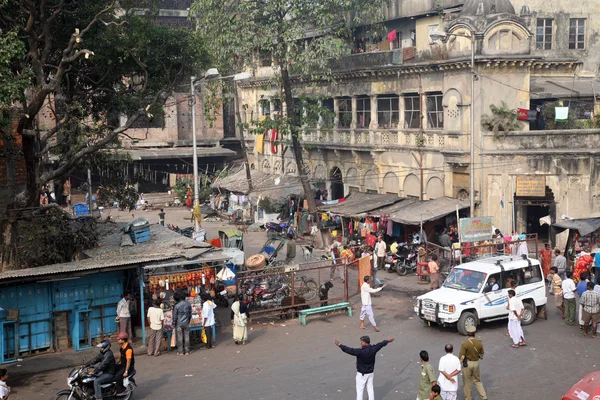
[333,97,340,130]
[369,95,378,129]
[398,93,405,129]
[351,96,357,129]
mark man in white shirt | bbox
[146,300,164,356]
[437,344,461,400]
[360,276,386,332]
[374,236,387,287]
[562,271,578,326]
[116,291,134,345]
[202,294,217,349]
[516,235,529,258]
[507,290,526,348]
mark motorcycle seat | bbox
[265,283,282,293]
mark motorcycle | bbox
[396,243,419,276]
[383,252,401,273]
[243,278,290,308]
[55,365,136,400]
[265,222,293,238]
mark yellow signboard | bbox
[516,176,546,197]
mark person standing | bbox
[202,294,217,349]
[594,251,600,286]
[231,295,249,345]
[63,179,72,207]
[553,249,567,279]
[516,234,529,257]
[563,271,578,326]
[417,350,437,400]
[116,291,134,344]
[0,369,10,400]
[437,344,461,400]
[580,281,600,338]
[360,276,385,332]
[549,267,565,318]
[146,300,164,356]
[459,326,487,400]
[507,290,526,348]
[429,255,440,290]
[172,293,192,356]
[158,209,166,226]
[577,272,590,329]
[374,236,386,287]
[333,335,395,400]
[439,229,452,248]
[286,233,296,263]
[539,243,552,277]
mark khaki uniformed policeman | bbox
[458,326,488,400]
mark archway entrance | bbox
[330,167,344,200]
[514,185,555,243]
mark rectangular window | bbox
[260,100,270,117]
[377,95,399,129]
[273,99,281,114]
[322,98,334,128]
[426,93,444,129]
[410,29,416,47]
[536,18,553,50]
[395,31,403,50]
[356,96,371,129]
[338,97,352,128]
[404,95,420,129]
[569,18,585,49]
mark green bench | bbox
[298,302,353,326]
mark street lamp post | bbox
[431,31,476,217]
[190,69,252,235]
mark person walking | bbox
[507,289,526,348]
[202,294,217,349]
[158,209,166,226]
[116,291,134,344]
[334,335,395,400]
[553,249,567,279]
[437,344,461,400]
[577,272,590,329]
[146,300,164,356]
[360,276,386,332]
[549,266,565,318]
[580,281,600,338]
[0,369,10,400]
[429,255,440,290]
[459,326,487,400]
[563,271,578,326]
[172,293,192,356]
[231,295,249,345]
[540,243,552,277]
[285,233,296,263]
[417,350,437,400]
[374,236,386,287]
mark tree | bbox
[481,101,523,139]
[0,1,209,270]
[192,0,385,214]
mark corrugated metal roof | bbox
[531,77,599,100]
[319,192,404,216]
[0,224,214,282]
[117,147,236,161]
[213,168,307,203]
[387,196,469,225]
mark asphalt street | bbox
[10,209,600,399]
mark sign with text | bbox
[516,176,546,197]
[459,217,494,243]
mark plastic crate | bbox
[129,226,151,243]
[73,203,89,216]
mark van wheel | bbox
[521,302,536,326]
[457,311,477,336]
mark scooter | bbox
[396,244,419,276]
[383,252,401,273]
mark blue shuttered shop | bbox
[0,271,124,362]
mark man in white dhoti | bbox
[507,289,526,348]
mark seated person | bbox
[483,276,500,293]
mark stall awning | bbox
[319,192,404,217]
[367,198,419,217]
[553,218,600,236]
[212,168,308,204]
[387,196,469,225]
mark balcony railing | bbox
[482,129,600,153]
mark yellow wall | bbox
[415,16,443,52]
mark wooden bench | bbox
[298,302,353,326]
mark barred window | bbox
[356,96,371,129]
[404,94,420,129]
[338,97,352,128]
[536,18,553,50]
[569,18,585,50]
[377,95,399,129]
[426,93,444,129]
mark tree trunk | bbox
[280,67,317,213]
[0,213,19,272]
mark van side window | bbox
[523,264,542,284]
[505,269,525,287]
[483,273,502,293]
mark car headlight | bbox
[442,304,456,313]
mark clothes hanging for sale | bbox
[555,107,569,122]
[387,220,393,236]
[366,234,377,248]
[517,108,528,121]
[348,220,353,235]
[387,29,397,43]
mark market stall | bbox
[553,217,600,280]
[142,250,235,349]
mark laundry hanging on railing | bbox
[555,107,569,122]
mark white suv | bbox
[414,255,547,335]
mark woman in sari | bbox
[185,185,192,208]
[231,295,249,345]
[539,243,553,277]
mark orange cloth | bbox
[540,248,552,277]
[574,254,593,281]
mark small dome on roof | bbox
[460,0,516,16]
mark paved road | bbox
[10,210,599,399]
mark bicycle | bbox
[294,276,319,301]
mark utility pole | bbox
[190,76,201,234]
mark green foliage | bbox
[481,101,523,139]
[541,101,579,130]
[258,197,279,214]
[18,207,98,268]
[0,30,30,111]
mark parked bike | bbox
[396,243,419,276]
[55,365,136,400]
[294,276,319,301]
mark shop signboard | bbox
[516,176,546,197]
[459,217,494,242]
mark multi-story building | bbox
[238,0,600,244]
